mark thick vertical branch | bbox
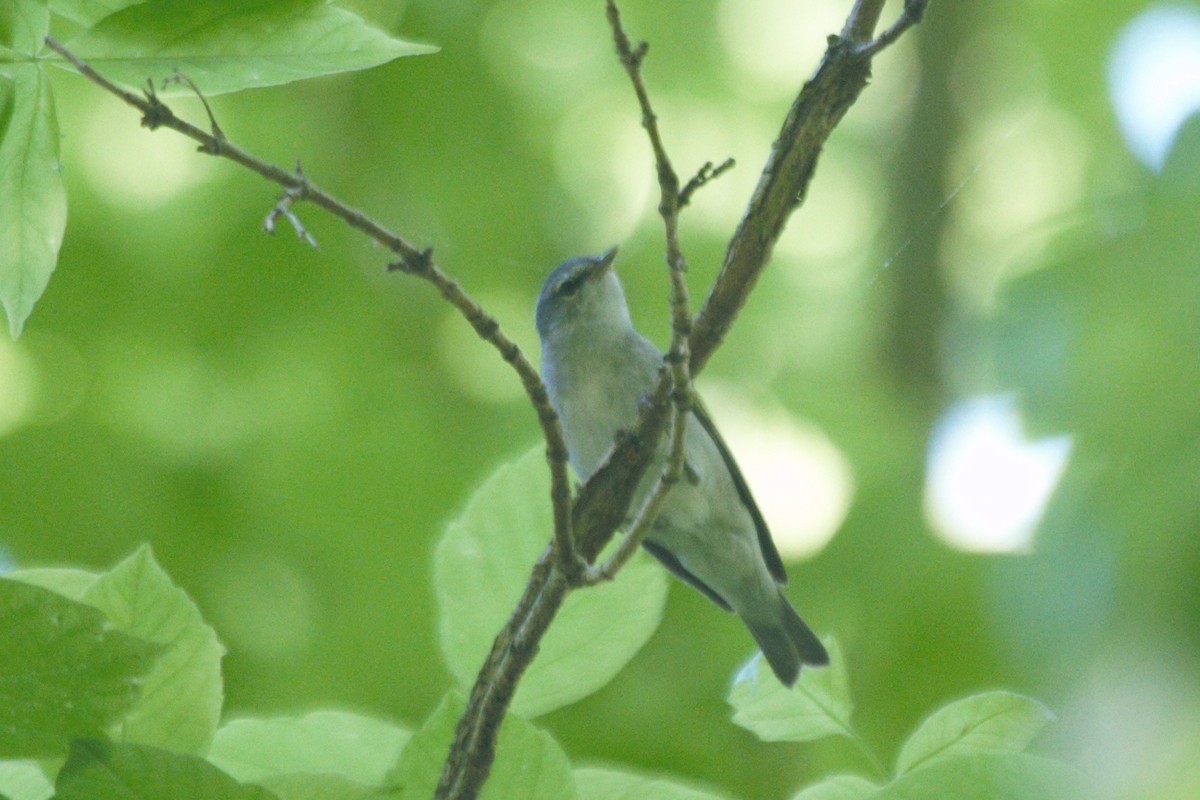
[688,0,930,373]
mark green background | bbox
[2,1,1198,798]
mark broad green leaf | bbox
[0,0,48,55]
[53,739,279,800]
[869,754,1089,800]
[6,567,98,600]
[0,63,67,338]
[0,578,162,758]
[728,638,853,743]
[385,695,459,800]
[436,446,668,717]
[0,760,53,800]
[256,773,385,800]
[209,710,411,786]
[895,691,1054,776]
[48,0,145,28]
[574,767,732,800]
[790,775,877,800]
[388,693,574,800]
[78,545,225,755]
[60,0,438,97]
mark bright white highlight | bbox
[704,386,853,560]
[1108,5,1200,169]
[925,395,1070,553]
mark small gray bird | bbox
[536,247,828,686]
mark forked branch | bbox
[43,0,929,795]
[437,2,928,799]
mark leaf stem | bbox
[848,728,889,779]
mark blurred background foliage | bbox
[2,1,1198,798]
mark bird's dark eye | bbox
[557,277,582,297]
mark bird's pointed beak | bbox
[585,246,618,280]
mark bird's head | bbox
[535,247,630,342]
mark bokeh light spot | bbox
[480,0,608,108]
[100,337,340,462]
[19,331,89,427]
[204,547,314,661]
[942,104,1089,310]
[1108,5,1200,170]
[438,289,535,404]
[703,384,853,560]
[79,98,213,208]
[0,338,39,438]
[718,0,843,96]
[925,395,1070,553]
[552,91,654,244]
[776,150,882,265]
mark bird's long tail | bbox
[745,590,828,687]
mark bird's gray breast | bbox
[544,330,659,479]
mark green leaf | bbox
[0,578,162,758]
[435,446,668,717]
[388,693,574,800]
[895,691,1054,776]
[60,0,438,96]
[209,710,412,786]
[868,754,1089,800]
[574,767,732,800]
[385,695,458,800]
[0,0,48,55]
[79,545,225,755]
[52,739,280,800]
[728,638,853,743]
[48,0,145,28]
[0,63,67,338]
[5,567,98,600]
[0,760,53,800]
[790,775,877,800]
[255,773,385,800]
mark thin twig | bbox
[583,0,695,582]
[605,1,678,202]
[263,189,319,246]
[855,0,929,58]
[163,69,225,140]
[434,377,675,800]
[436,4,702,796]
[841,0,889,42]
[264,163,319,246]
[679,158,736,207]
[42,35,579,578]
